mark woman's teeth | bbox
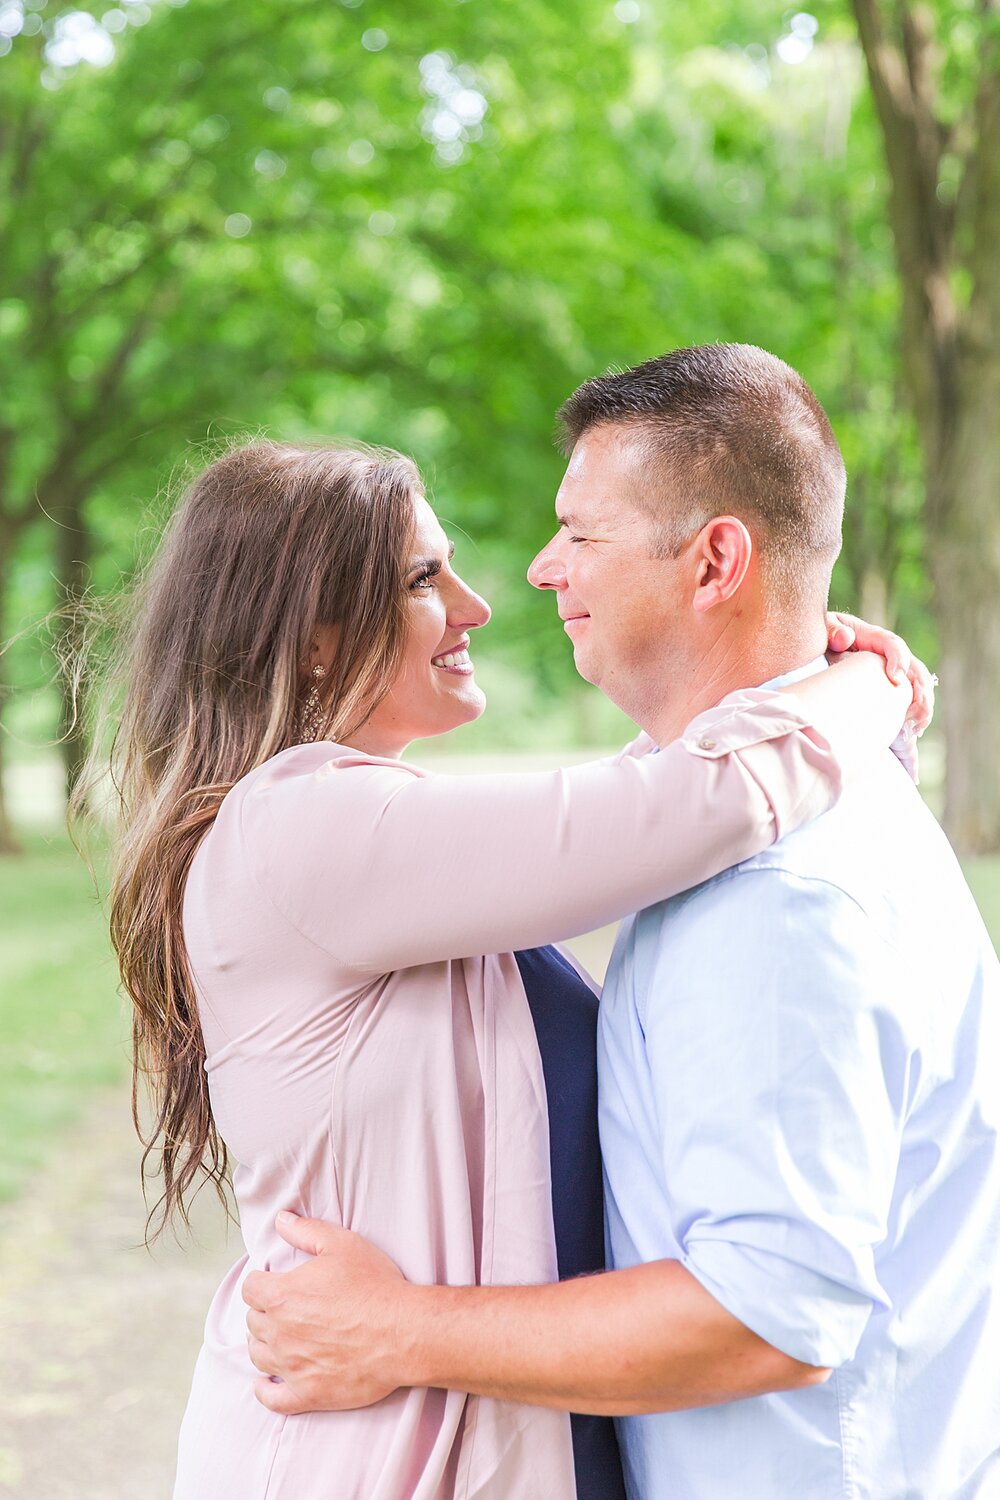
[432,649,472,668]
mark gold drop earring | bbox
[298,663,327,743]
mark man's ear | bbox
[691,516,753,614]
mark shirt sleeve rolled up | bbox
[638,867,909,1369]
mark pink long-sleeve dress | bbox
[173,689,842,1500]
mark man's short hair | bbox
[557,344,845,598]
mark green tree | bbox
[850,0,1000,850]
[2,0,966,854]
[0,0,617,841]
[1,0,422,834]
[0,0,724,840]
[611,9,930,637]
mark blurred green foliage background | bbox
[7,0,994,813]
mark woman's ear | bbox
[307,623,340,676]
[691,516,753,614]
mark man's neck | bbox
[642,624,828,747]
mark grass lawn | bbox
[2,826,1000,1207]
[0,834,128,1202]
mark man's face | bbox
[527,426,689,712]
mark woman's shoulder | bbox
[232,741,426,808]
[215,742,428,880]
[191,744,430,958]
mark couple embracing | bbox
[106,344,1000,1499]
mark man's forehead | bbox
[564,426,647,481]
[566,444,587,479]
[556,429,647,524]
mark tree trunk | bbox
[0,520,23,854]
[850,0,1000,851]
[929,346,1000,851]
[858,566,890,630]
[0,702,21,858]
[53,489,93,803]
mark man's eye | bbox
[569,536,588,544]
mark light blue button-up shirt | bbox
[598,660,1000,1499]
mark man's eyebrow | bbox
[556,512,579,530]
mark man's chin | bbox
[570,644,599,687]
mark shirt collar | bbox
[650,655,830,752]
[759,655,829,693]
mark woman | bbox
[103,440,923,1500]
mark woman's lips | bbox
[431,647,475,676]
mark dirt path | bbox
[0,1086,237,1500]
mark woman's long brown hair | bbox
[81,441,419,1239]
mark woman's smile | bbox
[431,638,475,675]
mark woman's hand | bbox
[825,612,935,734]
[825,611,936,782]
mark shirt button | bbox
[698,737,717,751]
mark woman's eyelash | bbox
[410,569,436,590]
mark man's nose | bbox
[527,539,566,590]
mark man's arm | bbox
[244,1214,827,1417]
[245,867,900,1418]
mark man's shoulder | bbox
[615,758,979,1021]
[732,757,931,896]
[645,754,969,940]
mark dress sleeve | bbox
[239,688,843,972]
[637,868,904,1368]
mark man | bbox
[243,345,1000,1497]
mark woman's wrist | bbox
[786,652,911,776]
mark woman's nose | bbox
[452,581,491,629]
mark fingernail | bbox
[276,1210,295,1226]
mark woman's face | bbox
[351,495,491,757]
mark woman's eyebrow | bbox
[408,541,456,573]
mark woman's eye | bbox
[410,571,435,592]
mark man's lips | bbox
[560,613,590,632]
